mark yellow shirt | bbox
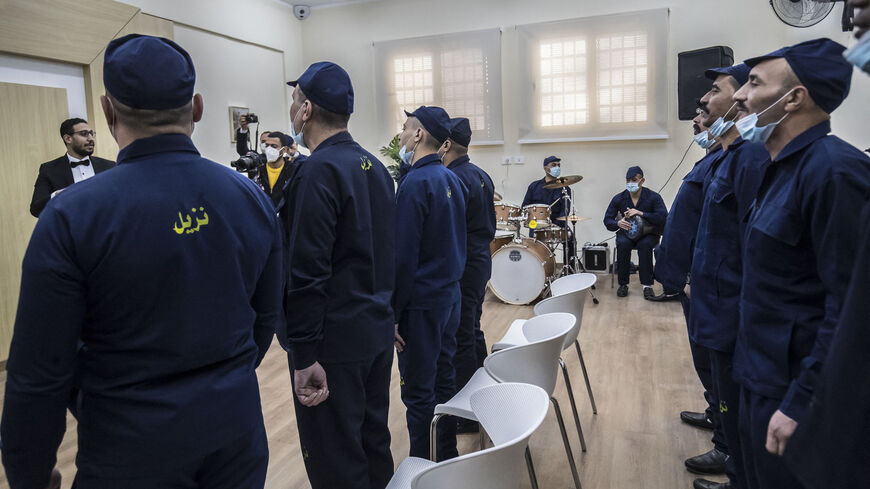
[266,162,284,190]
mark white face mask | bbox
[264,146,280,163]
[259,142,267,153]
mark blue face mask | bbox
[693,131,715,149]
[844,33,870,74]
[290,105,306,149]
[707,102,739,138]
[549,166,561,178]
[398,141,417,165]
[736,89,794,145]
[626,182,640,193]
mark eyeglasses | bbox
[68,130,96,138]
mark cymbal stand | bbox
[557,187,599,304]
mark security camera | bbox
[293,5,310,20]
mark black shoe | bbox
[643,287,654,300]
[456,419,480,434]
[647,291,681,302]
[693,479,731,489]
[617,285,628,297]
[680,410,714,430]
[685,448,728,475]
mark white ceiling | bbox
[281,0,381,10]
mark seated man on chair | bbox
[604,166,668,299]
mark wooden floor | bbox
[0,274,727,489]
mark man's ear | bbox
[100,95,114,129]
[785,86,811,113]
[192,93,204,123]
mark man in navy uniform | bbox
[782,5,870,487]
[522,156,572,235]
[689,63,768,489]
[393,106,467,461]
[281,62,396,489]
[0,34,282,489]
[441,117,495,433]
[603,166,667,298]
[730,38,870,489]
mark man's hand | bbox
[765,409,798,455]
[240,114,248,131]
[394,323,406,352]
[624,208,643,219]
[294,362,329,407]
[617,218,631,231]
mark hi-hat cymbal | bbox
[543,175,583,189]
[557,215,591,223]
[493,191,503,201]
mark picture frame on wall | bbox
[229,106,249,143]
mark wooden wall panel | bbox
[0,0,138,65]
[0,82,69,362]
[84,12,175,160]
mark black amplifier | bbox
[582,242,610,273]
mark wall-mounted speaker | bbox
[677,46,734,121]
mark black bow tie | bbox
[70,158,91,168]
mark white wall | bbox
[299,0,869,242]
[0,53,87,120]
[173,25,289,165]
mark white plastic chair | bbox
[550,273,597,298]
[386,383,550,489]
[430,313,583,489]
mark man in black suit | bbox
[29,118,116,217]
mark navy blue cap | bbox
[288,62,354,115]
[268,131,293,148]
[744,38,852,113]
[543,156,561,167]
[705,63,751,86]
[404,106,451,145]
[103,34,196,110]
[626,166,643,179]
[448,117,472,147]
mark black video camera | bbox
[244,113,258,124]
[230,151,266,181]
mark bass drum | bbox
[490,230,515,255]
[489,238,555,305]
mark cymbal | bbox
[557,215,591,223]
[493,191,503,201]
[543,175,583,189]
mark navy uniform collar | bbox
[773,120,831,163]
[117,133,199,164]
[410,153,443,171]
[723,137,747,153]
[311,131,354,154]
[447,154,470,169]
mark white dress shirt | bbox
[51,154,96,199]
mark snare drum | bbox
[494,202,522,231]
[522,204,551,229]
[490,230,514,255]
[489,238,555,305]
[535,226,567,246]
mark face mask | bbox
[290,104,307,149]
[708,102,739,138]
[549,166,561,178]
[259,142,267,153]
[844,33,870,74]
[399,141,418,165]
[736,88,795,144]
[694,131,715,149]
[293,151,300,158]
[626,182,640,193]
[264,146,280,163]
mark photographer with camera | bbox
[260,131,304,209]
[235,113,266,156]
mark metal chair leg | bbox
[429,414,444,462]
[551,397,583,489]
[560,358,588,452]
[526,446,540,489]
[574,340,598,414]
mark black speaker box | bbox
[678,46,734,120]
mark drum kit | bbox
[489,174,597,305]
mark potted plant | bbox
[379,135,402,180]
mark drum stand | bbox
[555,188,599,304]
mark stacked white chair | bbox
[386,383,550,489]
[429,312,583,489]
[491,273,599,453]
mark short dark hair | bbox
[268,131,293,147]
[297,90,350,129]
[60,118,88,139]
[109,94,192,133]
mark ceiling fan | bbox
[770,0,855,30]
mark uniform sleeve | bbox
[644,192,668,226]
[779,171,869,421]
[29,165,54,218]
[235,129,250,156]
[282,164,340,371]
[521,182,534,207]
[250,213,283,366]
[1,208,84,489]
[392,180,427,322]
[603,195,621,231]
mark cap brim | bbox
[286,80,299,87]
[404,110,415,117]
[704,68,728,81]
[744,55,781,68]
